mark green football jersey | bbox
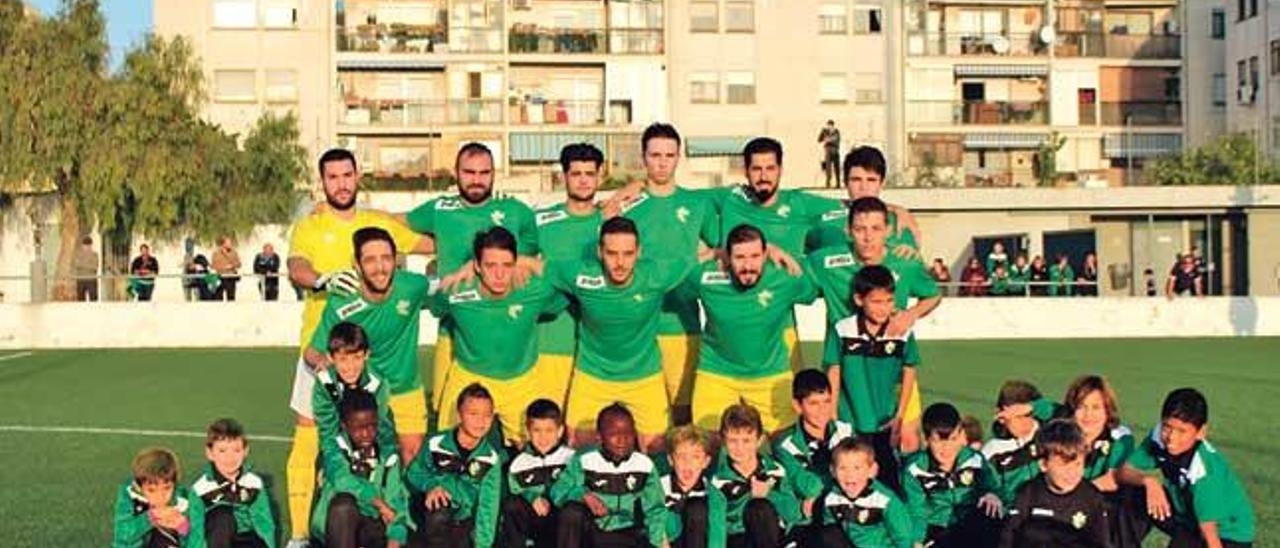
[189,463,277,548]
[1083,425,1134,481]
[427,276,568,380]
[833,316,921,433]
[534,203,603,356]
[820,480,915,548]
[549,447,668,544]
[406,427,505,547]
[309,270,433,394]
[313,435,411,544]
[901,447,1000,542]
[548,259,691,381]
[685,262,818,379]
[808,203,919,252]
[1128,433,1255,542]
[620,188,719,335]
[312,368,399,458]
[708,450,806,535]
[807,245,939,365]
[701,185,836,259]
[405,195,539,275]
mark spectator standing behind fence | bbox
[254,244,281,302]
[1008,253,1030,296]
[72,236,99,302]
[1077,252,1099,296]
[212,237,242,301]
[929,258,952,296]
[989,264,1011,296]
[1029,255,1050,296]
[985,241,1009,275]
[818,120,841,188]
[960,256,988,297]
[1049,253,1075,297]
[1166,253,1204,299]
[129,244,159,302]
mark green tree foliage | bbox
[1148,133,1279,186]
[0,0,305,299]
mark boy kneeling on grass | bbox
[901,403,1002,548]
[313,389,410,548]
[1118,388,1255,548]
[999,419,1111,548]
[190,419,276,548]
[661,425,726,548]
[710,403,814,548]
[501,398,575,548]
[114,447,200,548]
[406,383,503,548]
[551,402,668,548]
[818,436,914,548]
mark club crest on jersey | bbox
[676,206,690,224]
[626,475,638,490]
[536,210,568,226]
[884,341,897,354]
[337,300,369,320]
[633,293,646,302]
[824,253,855,269]
[491,210,506,226]
[757,290,774,307]
[508,304,524,319]
[777,205,791,218]
[857,508,871,524]
[959,469,974,486]
[1098,440,1112,456]
[450,290,482,303]
[396,300,411,316]
[1072,511,1088,529]
[576,275,605,289]
[701,271,731,285]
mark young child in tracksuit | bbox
[190,419,276,548]
[661,425,726,548]
[819,437,914,548]
[500,398,575,548]
[113,447,201,548]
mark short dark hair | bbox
[596,402,635,433]
[997,380,1043,409]
[725,224,767,253]
[328,321,370,355]
[854,264,896,297]
[719,403,763,436]
[353,227,396,262]
[1161,387,1208,428]
[742,137,783,168]
[339,388,378,422]
[642,123,681,153]
[206,418,246,448]
[843,146,886,182]
[1037,419,1088,461]
[792,369,831,401]
[598,216,639,246]
[473,226,518,262]
[457,382,494,411]
[830,436,876,466]
[319,148,358,175]
[922,403,962,438]
[847,197,889,227]
[560,143,604,173]
[456,142,494,171]
[525,398,563,425]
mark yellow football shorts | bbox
[436,364,547,443]
[388,389,427,436]
[658,334,700,406]
[692,369,796,433]
[566,371,669,437]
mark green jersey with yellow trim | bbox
[534,203,603,356]
[405,195,539,275]
[620,188,719,335]
[426,276,568,380]
[309,270,433,394]
[701,185,838,258]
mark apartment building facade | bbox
[1224,0,1280,158]
[155,0,668,192]
[900,0,1221,188]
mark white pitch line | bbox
[0,351,33,362]
[0,425,291,443]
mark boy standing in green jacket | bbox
[190,419,276,547]
[312,389,410,548]
[113,447,202,548]
[406,383,504,547]
[551,403,668,547]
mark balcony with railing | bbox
[609,28,664,54]
[1055,32,1180,59]
[509,98,604,126]
[341,97,448,127]
[1100,101,1182,126]
[447,98,503,124]
[908,31,1049,57]
[337,23,447,53]
[909,100,1049,126]
[509,25,606,54]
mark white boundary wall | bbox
[1,297,1276,349]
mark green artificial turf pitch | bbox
[0,339,1275,545]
